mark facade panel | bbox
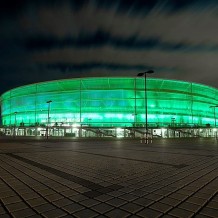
[1,77,218,128]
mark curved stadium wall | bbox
[1,77,218,128]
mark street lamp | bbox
[137,70,154,143]
[209,105,218,127]
[46,100,52,139]
[14,112,17,137]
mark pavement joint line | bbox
[1,149,189,169]
[68,150,189,169]
[0,198,12,217]
[5,153,124,198]
[122,148,216,158]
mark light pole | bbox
[209,105,218,127]
[14,112,17,137]
[46,100,52,139]
[137,70,154,143]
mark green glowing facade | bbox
[1,77,218,128]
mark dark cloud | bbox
[1,0,218,95]
[24,31,218,52]
[43,62,157,72]
[24,33,182,51]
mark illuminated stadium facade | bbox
[1,77,218,138]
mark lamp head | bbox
[146,70,154,74]
[137,73,144,77]
[46,100,52,103]
[137,70,154,77]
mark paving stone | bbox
[28,215,43,218]
[95,194,113,202]
[169,208,194,218]
[176,189,194,196]
[106,198,127,207]
[199,188,217,195]
[74,208,99,218]
[0,191,16,198]
[0,214,11,218]
[108,190,124,197]
[27,197,47,207]
[61,189,78,197]
[80,198,100,207]
[0,206,7,214]
[186,196,207,206]
[207,201,218,209]
[83,190,101,198]
[105,208,130,218]
[145,193,162,201]
[52,186,70,192]
[62,203,85,213]
[6,201,28,212]
[16,188,34,195]
[193,214,211,218]
[212,194,218,201]
[119,187,135,193]
[159,197,180,207]
[69,194,88,202]
[92,202,114,214]
[200,207,218,217]
[149,202,172,213]
[137,207,163,218]
[168,193,187,201]
[133,197,153,207]
[32,185,49,191]
[11,208,36,217]
[119,193,138,201]
[178,201,201,212]
[53,198,73,207]
[21,192,41,200]
[107,184,124,191]
[42,208,68,218]
[34,203,57,213]
[160,215,175,218]
[2,196,22,205]
[154,189,172,196]
[38,188,56,196]
[61,215,77,218]
[130,190,148,197]
[194,192,214,199]
[44,193,64,202]
[121,202,143,213]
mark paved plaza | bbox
[0,137,218,218]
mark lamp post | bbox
[46,100,52,139]
[14,112,17,137]
[209,105,218,127]
[137,70,154,143]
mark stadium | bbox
[1,77,218,138]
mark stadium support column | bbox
[137,70,154,144]
[79,79,82,137]
[209,105,218,127]
[46,100,52,139]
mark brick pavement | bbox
[0,138,218,218]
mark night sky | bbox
[1,0,218,94]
